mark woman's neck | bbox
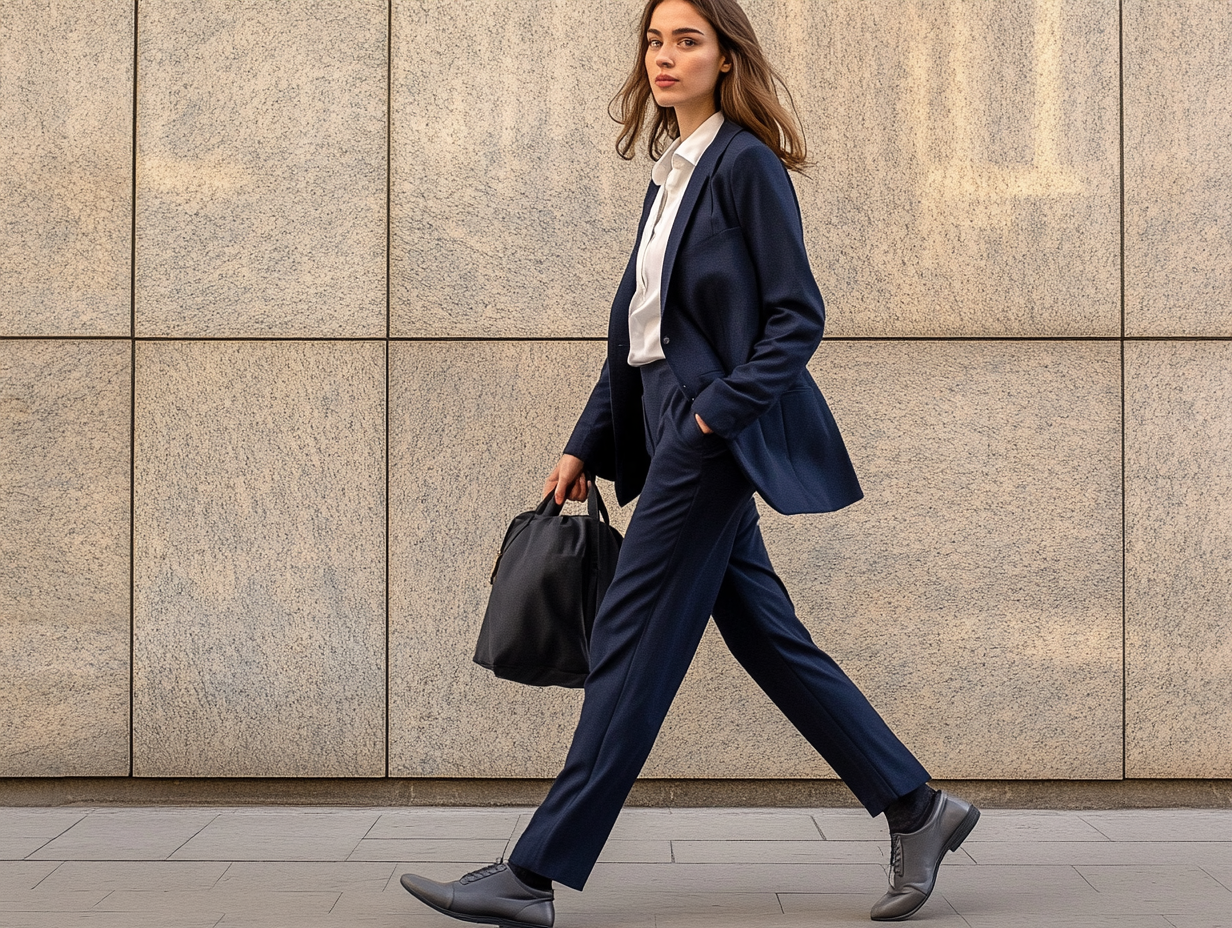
[676,103,719,142]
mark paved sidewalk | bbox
[2,806,1231,927]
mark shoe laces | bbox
[890,835,904,879]
[460,860,507,884]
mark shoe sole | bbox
[871,804,981,923]
[401,882,551,928]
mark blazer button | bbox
[662,337,670,345]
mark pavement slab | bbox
[0,860,62,890]
[29,810,218,861]
[171,811,379,861]
[35,860,231,893]
[0,805,1228,925]
[213,860,395,893]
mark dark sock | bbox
[884,783,938,834]
[509,863,552,891]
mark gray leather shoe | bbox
[870,790,980,921]
[400,861,554,928]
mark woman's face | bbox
[645,0,731,119]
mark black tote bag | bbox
[473,483,623,688]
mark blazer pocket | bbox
[682,224,741,252]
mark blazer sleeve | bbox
[563,358,618,480]
[690,143,826,439]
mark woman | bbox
[401,1,978,924]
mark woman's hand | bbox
[544,453,589,505]
[695,413,714,435]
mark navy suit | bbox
[510,121,928,891]
[563,120,863,515]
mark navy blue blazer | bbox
[565,120,862,516]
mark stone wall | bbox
[1,0,1229,786]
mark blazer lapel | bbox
[635,178,660,241]
[659,119,743,313]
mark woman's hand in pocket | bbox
[544,454,589,505]
[695,414,714,435]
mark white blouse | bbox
[627,111,726,367]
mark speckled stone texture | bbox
[0,1,133,336]
[388,341,611,776]
[133,341,386,776]
[0,341,131,775]
[390,0,646,338]
[1126,341,1232,777]
[392,0,1118,339]
[766,0,1120,337]
[1124,1,1232,336]
[389,340,1122,779]
[135,0,387,337]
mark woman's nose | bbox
[656,49,674,68]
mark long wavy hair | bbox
[611,0,810,172]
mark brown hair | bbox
[611,0,810,172]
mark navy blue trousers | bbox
[510,361,929,891]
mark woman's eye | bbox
[680,39,696,47]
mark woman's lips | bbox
[655,75,679,87]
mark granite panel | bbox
[0,1,132,336]
[776,0,1121,336]
[0,340,131,775]
[1125,1,1232,336]
[392,0,1118,338]
[136,0,386,337]
[133,341,385,776]
[1126,341,1232,776]
[390,340,1121,779]
[389,0,645,337]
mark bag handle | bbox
[535,493,565,518]
[587,481,612,525]
[535,481,611,524]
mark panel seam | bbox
[129,0,140,779]
[2,335,1232,345]
[385,0,393,779]
[1119,0,1128,780]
